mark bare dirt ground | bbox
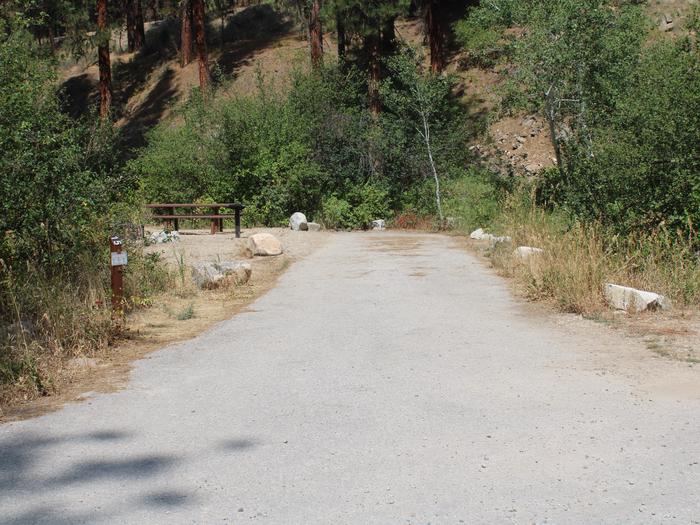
[1,228,329,423]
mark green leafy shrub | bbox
[319,195,354,230]
[443,169,503,231]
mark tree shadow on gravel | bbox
[0,428,259,524]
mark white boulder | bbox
[307,222,321,231]
[371,219,386,231]
[514,246,544,260]
[248,233,283,256]
[604,284,670,313]
[289,212,308,231]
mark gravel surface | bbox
[1,232,699,524]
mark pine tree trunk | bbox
[134,0,145,50]
[380,16,396,57]
[424,0,445,73]
[365,22,381,116]
[309,0,323,69]
[148,0,158,20]
[192,0,211,92]
[180,0,193,66]
[125,0,136,52]
[97,0,112,119]
[336,11,345,62]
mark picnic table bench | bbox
[146,203,245,238]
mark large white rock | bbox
[514,246,544,260]
[289,212,308,231]
[248,233,283,256]
[604,283,670,313]
[371,219,386,231]
[191,261,252,289]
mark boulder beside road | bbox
[192,261,252,289]
[248,233,283,256]
[289,212,308,231]
[604,283,670,313]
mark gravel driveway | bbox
[1,232,699,524]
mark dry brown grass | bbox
[487,193,700,316]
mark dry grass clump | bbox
[488,193,700,315]
[0,247,173,408]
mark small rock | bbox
[470,228,511,245]
[289,212,308,231]
[604,283,670,313]
[149,230,180,244]
[191,261,252,289]
[248,233,283,256]
[68,357,100,369]
[470,228,486,240]
[306,222,321,232]
[660,14,674,32]
[216,261,252,285]
[514,246,544,260]
[516,136,526,144]
[371,219,386,231]
[6,320,35,338]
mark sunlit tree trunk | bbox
[192,0,211,91]
[97,0,112,119]
[180,0,193,66]
[424,0,445,73]
[309,0,323,69]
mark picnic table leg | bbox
[210,207,218,234]
[235,208,241,238]
[166,206,175,231]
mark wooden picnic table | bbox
[146,203,245,237]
